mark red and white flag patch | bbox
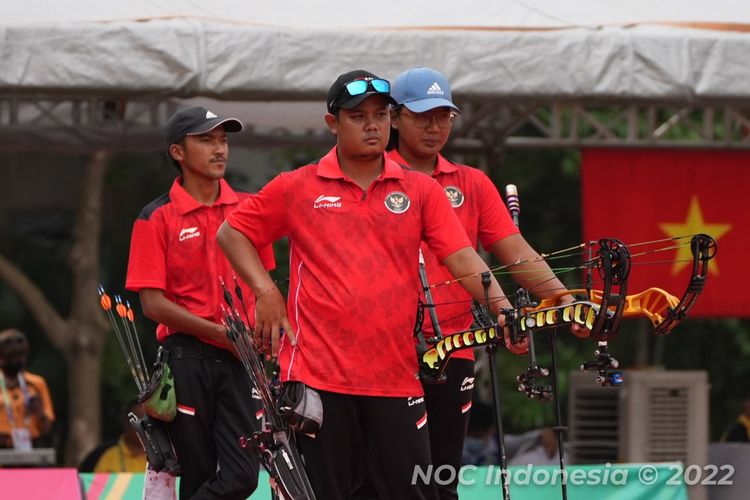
[256,408,265,420]
[461,401,472,414]
[177,404,196,416]
[416,412,428,430]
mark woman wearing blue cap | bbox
[384,67,577,499]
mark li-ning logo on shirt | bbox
[179,227,201,241]
[426,82,444,95]
[384,191,410,214]
[408,396,425,407]
[313,195,342,208]
[206,110,218,119]
[444,186,465,208]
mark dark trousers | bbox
[166,334,260,500]
[422,359,475,500]
[300,389,438,500]
[352,360,475,500]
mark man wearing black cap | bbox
[126,106,275,499]
[217,71,511,499]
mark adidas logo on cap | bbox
[206,110,218,119]
[426,82,444,95]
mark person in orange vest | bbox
[0,328,55,450]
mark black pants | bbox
[352,360,474,500]
[422,359,475,500]
[166,334,260,500]
[300,389,438,500]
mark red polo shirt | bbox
[126,177,275,349]
[227,147,471,396]
[388,150,519,361]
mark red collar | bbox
[316,147,404,181]
[387,149,458,175]
[169,177,238,215]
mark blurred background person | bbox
[0,328,55,450]
[462,399,559,467]
[721,386,750,442]
[93,399,147,473]
[462,399,498,466]
[507,427,559,467]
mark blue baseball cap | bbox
[391,67,460,113]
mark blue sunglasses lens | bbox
[344,79,390,97]
[345,80,369,96]
[371,79,390,93]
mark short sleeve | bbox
[476,171,519,248]
[420,177,472,262]
[125,216,167,292]
[37,377,55,422]
[258,244,276,271]
[227,174,288,249]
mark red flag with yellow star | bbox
[581,149,745,317]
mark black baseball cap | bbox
[327,70,396,114]
[164,106,243,153]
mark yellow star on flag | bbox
[659,196,731,276]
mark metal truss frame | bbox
[451,99,750,152]
[2,95,750,153]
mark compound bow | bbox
[220,278,317,500]
[415,233,717,387]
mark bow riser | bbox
[520,301,602,333]
[527,287,681,333]
[421,325,500,374]
[419,301,615,377]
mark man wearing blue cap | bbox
[385,67,578,499]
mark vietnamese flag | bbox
[582,149,749,317]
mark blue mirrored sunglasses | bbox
[344,78,390,97]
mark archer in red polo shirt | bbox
[389,148,520,353]
[387,67,578,500]
[126,106,273,500]
[226,146,468,396]
[218,70,511,500]
[127,177,274,347]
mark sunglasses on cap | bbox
[343,78,390,97]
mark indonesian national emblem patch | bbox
[384,191,411,214]
[444,186,464,208]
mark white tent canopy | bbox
[3,0,750,101]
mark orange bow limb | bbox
[526,287,681,333]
